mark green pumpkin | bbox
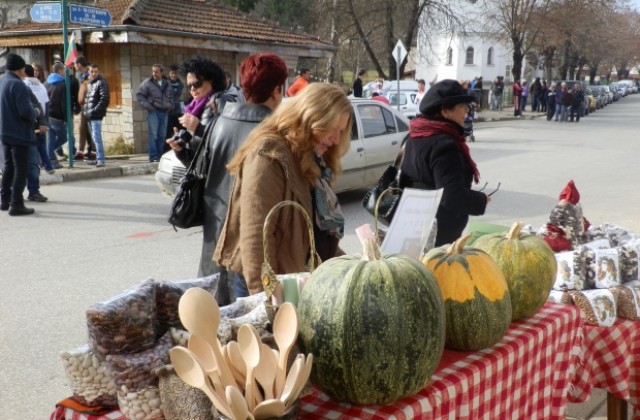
[422,233,512,351]
[297,239,445,406]
[473,221,557,321]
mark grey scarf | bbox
[313,157,345,239]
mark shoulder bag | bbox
[361,142,406,226]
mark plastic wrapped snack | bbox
[570,289,617,327]
[547,290,573,305]
[107,331,172,391]
[613,283,640,321]
[155,273,223,334]
[553,250,585,291]
[87,279,158,356]
[59,344,117,407]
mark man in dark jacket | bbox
[45,62,79,168]
[83,64,109,167]
[136,64,173,162]
[352,69,366,97]
[0,53,37,215]
[168,53,288,303]
[165,65,184,146]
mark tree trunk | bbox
[511,42,524,82]
[325,0,339,83]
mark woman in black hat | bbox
[400,79,491,246]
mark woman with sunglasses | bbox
[171,56,233,146]
[400,79,491,246]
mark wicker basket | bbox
[260,201,321,322]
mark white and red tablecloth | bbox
[568,317,640,418]
[298,302,581,419]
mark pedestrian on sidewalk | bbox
[73,56,95,161]
[490,76,503,111]
[136,64,174,162]
[513,80,522,117]
[546,82,556,121]
[23,64,49,203]
[0,53,37,215]
[83,64,109,167]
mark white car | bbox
[155,97,410,196]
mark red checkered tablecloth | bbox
[568,317,640,415]
[298,302,581,419]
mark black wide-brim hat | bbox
[419,79,475,115]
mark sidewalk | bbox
[474,106,548,122]
[0,154,159,186]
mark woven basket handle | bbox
[261,200,321,299]
[374,187,402,243]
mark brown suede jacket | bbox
[214,137,340,294]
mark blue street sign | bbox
[30,2,62,23]
[69,4,111,27]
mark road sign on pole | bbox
[69,4,111,26]
[30,2,62,23]
[394,39,407,111]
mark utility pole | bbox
[62,0,75,168]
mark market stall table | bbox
[299,302,580,419]
[568,317,640,420]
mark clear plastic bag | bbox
[59,344,117,407]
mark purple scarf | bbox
[183,94,211,117]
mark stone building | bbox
[0,0,334,154]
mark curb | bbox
[39,163,158,185]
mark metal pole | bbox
[396,46,401,111]
[62,0,75,168]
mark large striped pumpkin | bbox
[473,221,557,320]
[422,233,512,351]
[297,239,445,405]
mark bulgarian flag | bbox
[64,32,78,68]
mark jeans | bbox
[520,95,528,112]
[47,117,68,163]
[491,94,502,110]
[35,132,52,171]
[554,104,562,121]
[561,105,570,121]
[147,110,168,161]
[0,143,30,206]
[231,272,250,301]
[531,95,539,112]
[27,145,41,195]
[88,119,105,162]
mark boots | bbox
[9,203,35,216]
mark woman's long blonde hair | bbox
[227,83,352,186]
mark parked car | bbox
[387,90,419,119]
[600,85,613,104]
[609,83,623,101]
[588,86,606,109]
[155,97,410,196]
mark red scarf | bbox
[409,117,480,183]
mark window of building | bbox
[446,47,453,65]
[487,47,494,65]
[465,47,474,65]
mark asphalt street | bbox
[1,94,639,419]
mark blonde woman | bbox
[214,83,352,297]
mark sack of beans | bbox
[569,289,617,327]
[87,279,158,356]
[219,292,266,319]
[107,331,172,393]
[155,274,223,335]
[116,384,163,420]
[59,344,117,407]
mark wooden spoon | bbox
[178,287,236,389]
[254,344,278,400]
[273,302,299,396]
[238,324,261,412]
[169,346,233,419]
[223,344,246,388]
[284,353,313,410]
[188,335,225,396]
[278,355,303,404]
[226,385,255,420]
[253,398,286,420]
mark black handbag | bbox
[361,144,406,226]
[168,137,208,230]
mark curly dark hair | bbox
[179,56,227,93]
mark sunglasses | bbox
[187,80,203,90]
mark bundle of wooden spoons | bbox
[169,288,312,420]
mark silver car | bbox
[155,97,410,196]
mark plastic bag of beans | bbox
[87,279,158,356]
[59,344,117,407]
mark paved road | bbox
[1,94,638,419]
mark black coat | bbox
[83,75,109,120]
[400,120,487,246]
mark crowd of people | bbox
[1,51,490,305]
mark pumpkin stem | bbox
[362,238,382,261]
[507,222,524,240]
[447,233,472,256]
